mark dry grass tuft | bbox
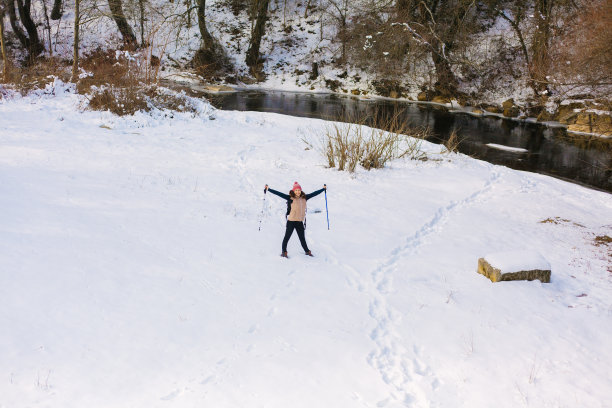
[4,57,70,94]
[443,128,462,153]
[539,217,585,228]
[317,109,429,172]
[539,217,569,224]
[440,126,470,155]
[594,235,612,246]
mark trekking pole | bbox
[324,184,329,230]
[258,185,267,231]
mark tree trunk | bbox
[108,0,137,46]
[71,0,79,81]
[303,0,312,18]
[15,0,44,58]
[41,0,52,55]
[497,10,529,67]
[197,0,214,51]
[431,47,458,96]
[340,18,346,62]
[429,0,471,96]
[340,0,348,62]
[245,0,270,69]
[193,0,229,75]
[1,9,8,81]
[5,0,44,59]
[230,0,244,16]
[530,0,553,94]
[50,0,62,19]
[6,0,29,50]
[138,0,145,45]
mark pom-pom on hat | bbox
[292,181,302,191]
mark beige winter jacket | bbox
[267,187,325,222]
[287,197,307,222]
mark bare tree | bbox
[550,0,612,92]
[396,0,480,96]
[528,0,558,94]
[197,0,214,51]
[192,0,230,76]
[485,0,579,96]
[50,0,62,19]
[41,0,53,55]
[229,0,247,15]
[245,0,270,74]
[5,0,45,59]
[138,0,145,45]
[108,0,137,46]
[324,0,350,62]
[71,0,79,81]
[0,4,8,81]
[493,3,530,70]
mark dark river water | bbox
[199,89,611,193]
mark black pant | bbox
[282,221,309,253]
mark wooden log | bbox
[477,252,551,283]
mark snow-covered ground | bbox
[1,82,612,408]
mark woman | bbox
[265,182,326,258]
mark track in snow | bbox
[365,170,502,407]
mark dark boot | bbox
[305,251,313,257]
[281,251,288,258]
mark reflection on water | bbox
[205,90,611,192]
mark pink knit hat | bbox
[292,181,302,191]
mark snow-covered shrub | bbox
[87,84,206,116]
[76,50,147,114]
[76,49,158,93]
[87,85,149,115]
[79,49,205,116]
[144,87,203,115]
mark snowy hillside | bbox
[1,82,612,407]
[6,0,531,101]
[5,0,611,133]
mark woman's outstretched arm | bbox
[305,186,326,200]
[266,185,290,200]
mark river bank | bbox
[161,79,612,193]
[166,76,612,139]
